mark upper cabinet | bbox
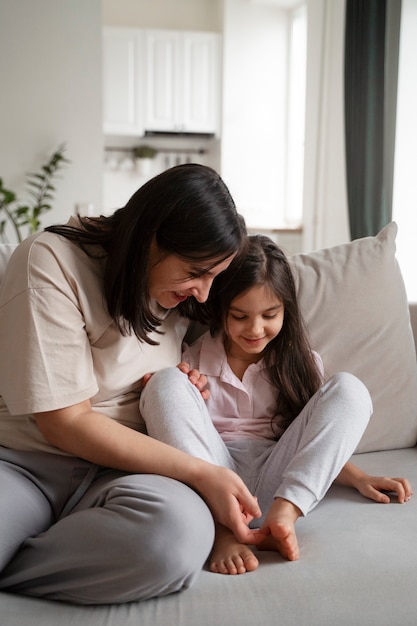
[103,28,142,136]
[144,30,220,135]
[103,27,221,137]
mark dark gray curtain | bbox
[344,0,402,240]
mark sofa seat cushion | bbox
[1,446,416,626]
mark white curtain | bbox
[392,0,417,301]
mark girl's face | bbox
[148,244,235,309]
[225,284,284,360]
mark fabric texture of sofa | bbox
[1,222,416,626]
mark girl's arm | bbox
[335,461,413,503]
[34,400,263,543]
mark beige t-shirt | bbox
[0,227,188,454]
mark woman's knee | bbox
[151,479,215,572]
[102,476,215,600]
[0,464,53,570]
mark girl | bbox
[140,235,412,575]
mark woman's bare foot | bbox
[209,524,259,575]
[258,497,302,561]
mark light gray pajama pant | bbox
[140,368,373,521]
[0,448,215,604]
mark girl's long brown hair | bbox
[207,234,322,432]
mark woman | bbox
[0,164,261,605]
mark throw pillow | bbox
[289,222,417,453]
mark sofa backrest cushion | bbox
[289,222,417,453]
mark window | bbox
[392,0,417,301]
[284,3,307,227]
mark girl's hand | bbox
[336,462,413,503]
[353,474,413,504]
[177,361,210,400]
[140,363,210,399]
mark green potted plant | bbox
[133,144,158,176]
[0,144,69,243]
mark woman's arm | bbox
[335,461,413,503]
[34,401,263,543]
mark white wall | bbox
[0,0,103,238]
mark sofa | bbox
[1,221,417,626]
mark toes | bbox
[209,558,237,574]
[210,550,259,575]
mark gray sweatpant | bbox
[0,448,214,604]
[140,368,372,520]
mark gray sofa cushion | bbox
[1,447,416,626]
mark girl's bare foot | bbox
[258,497,302,561]
[209,524,259,575]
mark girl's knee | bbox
[139,366,204,418]
[144,366,184,392]
[141,366,196,399]
[329,371,373,415]
[140,366,187,411]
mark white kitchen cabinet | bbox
[103,28,143,136]
[144,30,220,135]
[103,28,221,137]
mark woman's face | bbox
[148,244,235,309]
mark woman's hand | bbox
[336,462,413,503]
[192,461,265,544]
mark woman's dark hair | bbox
[207,234,322,432]
[45,164,246,344]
